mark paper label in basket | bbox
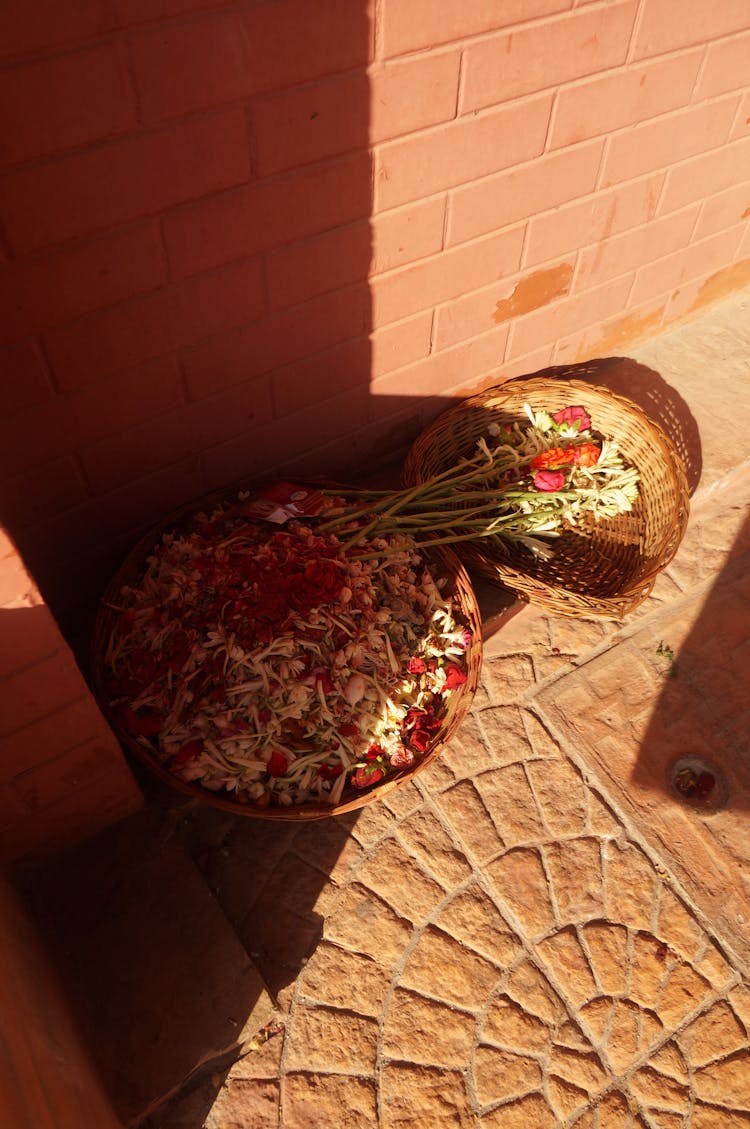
[237,482,327,524]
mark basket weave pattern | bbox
[402,376,690,619]
[91,487,483,821]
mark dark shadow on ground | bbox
[19,762,361,1127]
[175,787,360,999]
[632,509,750,808]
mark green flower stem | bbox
[315,427,639,559]
[319,453,521,534]
[324,476,523,532]
[331,484,588,553]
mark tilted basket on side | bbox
[401,375,690,619]
[90,484,483,821]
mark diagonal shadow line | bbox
[631,507,750,808]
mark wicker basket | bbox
[90,485,483,821]
[402,375,690,619]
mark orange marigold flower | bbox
[530,446,576,470]
[573,442,601,467]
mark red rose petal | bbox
[267,751,289,777]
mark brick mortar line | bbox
[368,218,525,282]
[0,101,251,180]
[372,135,601,221]
[587,126,750,198]
[624,0,646,66]
[381,0,640,63]
[464,45,728,127]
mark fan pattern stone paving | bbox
[196,688,750,1127]
[181,412,750,1129]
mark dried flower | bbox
[102,505,473,809]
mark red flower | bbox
[407,657,427,675]
[552,405,591,431]
[402,707,442,753]
[390,747,415,769]
[352,762,386,789]
[289,558,344,612]
[171,740,202,767]
[119,706,164,737]
[442,663,467,692]
[318,762,343,780]
[530,446,576,471]
[573,442,601,467]
[409,726,432,753]
[533,469,566,492]
[267,750,289,777]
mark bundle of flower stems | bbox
[317,404,640,561]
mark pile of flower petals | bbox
[103,500,472,809]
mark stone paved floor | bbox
[32,286,740,1124]
[120,292,750,1127]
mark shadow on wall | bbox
[0,603,142,865]
[0,1,386,643]
[632,509,750,808]
[7,7,374,1124]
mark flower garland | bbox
[102,499,473,809]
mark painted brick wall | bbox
[0,525,142,864]
[0,0,749,636]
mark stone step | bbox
[20,798,275,1128]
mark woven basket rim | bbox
[90,484,483,820]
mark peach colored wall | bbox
[0,525,141,864]
[0,0,749,632]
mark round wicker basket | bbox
[401,376,690,619]
[90,486,483,821]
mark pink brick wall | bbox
[0,526,141,864]
[0,0,748,638]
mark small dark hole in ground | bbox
[668,755,728,812]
